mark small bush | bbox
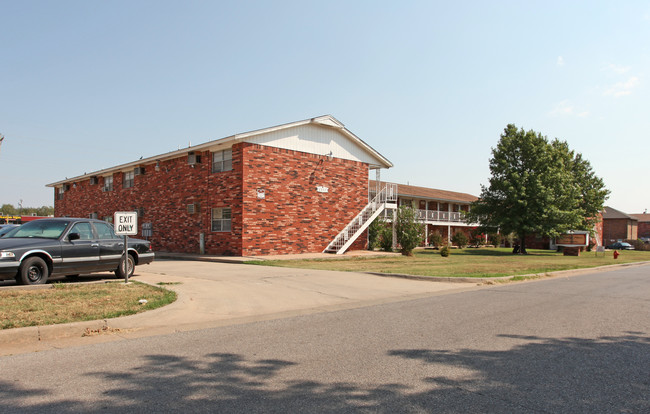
[469,229,485,246]
[440,245,450,257]
[368,217,383,250]
[378,224,393,252]
[488,232,503,247]
[451,231,469,249]
[429,231,443,248]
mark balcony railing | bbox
[379,208,468,223]
[417,209,464,222]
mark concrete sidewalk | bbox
[155,249,402,263]
[0,259,477,356]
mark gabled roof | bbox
[47,115,392,187]
[602,206,639,221]
[371,180,478,203]
[630,213,650,222]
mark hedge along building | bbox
[47,116,393,256]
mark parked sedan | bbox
[0,224,20,237]
[0,218,154,285]
[605,242,634,250]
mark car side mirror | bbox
[68,232,81,241]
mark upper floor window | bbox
[103,176,114,192]
[212,149,232,173]
[211,207,232,232]
[57,187,64,200]
[123,171,134,188]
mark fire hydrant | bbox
[613,250,620,259]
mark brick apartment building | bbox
[602,206,638,245]
[630,212,650,239]
[48,116,393,256]
[370,180,478,245]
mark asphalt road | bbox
[1,264,649,413]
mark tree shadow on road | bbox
[2,333,649,413]
[390,332,650,413]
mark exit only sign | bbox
[114,211,138,235]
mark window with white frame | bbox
[57,187,64,200]
[123,171,134,188]
[212,149,232,173]
[211,207,231,232]
[103,176,113,192]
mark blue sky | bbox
[1,1,649,213]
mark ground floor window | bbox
[211,207,231,232]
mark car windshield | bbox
[5,220,70,239]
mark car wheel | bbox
[115,254,135,279]
[20,257,49,285]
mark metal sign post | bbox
[114,211,138,283]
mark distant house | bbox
[602,206,638,245]
[630,212,650,239]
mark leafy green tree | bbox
[1,204,17,215]
[466,124,609,254]
[395,205,424,256]
[0,204,54,217]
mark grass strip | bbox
[247,248,650,278]
[0,281,176,330]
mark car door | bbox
[93,221,124,271]
[59,221,101,274]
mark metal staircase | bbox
[323,183,397,254]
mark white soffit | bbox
[237,116,392,169]
[47,115,391,187]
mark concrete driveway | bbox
[0,260,478,355]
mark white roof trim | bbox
[47,115,392,187]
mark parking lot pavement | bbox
[0,260,479,355]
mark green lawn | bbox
[248,248,650,278]
[0,281,176,330]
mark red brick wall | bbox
[638,221,650,238]
[603,219,638,245]
[53,142,370,256]
[240,143,368,255]
[54,149,243,255]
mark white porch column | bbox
[425,224,428,246]
[392,208,397,250]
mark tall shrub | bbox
[395,205,425,256]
